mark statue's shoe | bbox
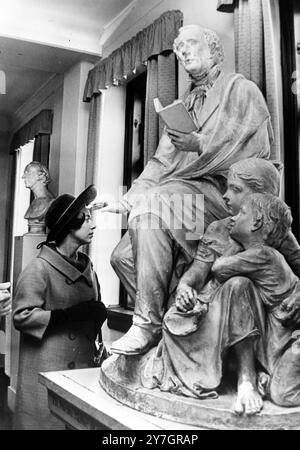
[110,325,159,356]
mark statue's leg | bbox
[224,276,264,416]
[110,231,136,304]
[269,344,300,407]
[110,213,178,356]
[233,337,264,416]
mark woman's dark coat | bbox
[13,245,106,430]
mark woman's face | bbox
[71,207,96,246]
[175,29,212,76]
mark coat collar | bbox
[193,70,227,130]
[38,245,94,285]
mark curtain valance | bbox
[10,109,53,153]
[216,0,235,12]
[83,9,183,102]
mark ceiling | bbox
[0,37,100,117]
[0,0,134,123]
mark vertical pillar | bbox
[59,61,94,195]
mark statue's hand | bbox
[99,200,130,215]
[175,284,198,312]
[166,129,200,153]
[193,300,209,317]
[0,282,11,317]
[278,295,300,327]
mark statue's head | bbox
[173,25,224,77]
[230,193,292,247]
[224,158,282,215]
[22,161,51,189]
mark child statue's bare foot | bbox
[232,380,263,416]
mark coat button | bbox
[68,361,75,369]
[68,332,76,341]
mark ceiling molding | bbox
[99,0,138,53]
[12,74,64,132]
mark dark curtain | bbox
[10,109,53,153]
[32,134,50,167]
[217,0,281,161]
[83,10,183,100]
[144,51,178,163]
[85,94,101,186]
[217,0,235,12]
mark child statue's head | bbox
[230,193,292,247]
[224,158,281,215]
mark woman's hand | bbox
[175,284,198,312]
[166,129,200,153]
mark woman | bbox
[13,185,107,430]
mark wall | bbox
[0,115,11,281]
[91,86,126,346]
[13,74,64,197]
[59,61,93,195]
[12,61,93,197]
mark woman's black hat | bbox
[45,184,97,243]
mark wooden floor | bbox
[0,369,12,430]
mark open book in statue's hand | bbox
[153,97,198,133]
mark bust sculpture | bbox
[23,161,55,234]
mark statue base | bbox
[99,354,300,430]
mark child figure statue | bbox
[212,193,300,411]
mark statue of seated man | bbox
[101,24,273,356]
[142,158,300,416]
[23,161,55,234]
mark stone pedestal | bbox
[7,233,46,412]
[99,354,300,430]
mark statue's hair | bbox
[244,193,292,246]
[173,25,225,67]
[229,158,281,196]
[25,161,51,185]
[173,25,224,65]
